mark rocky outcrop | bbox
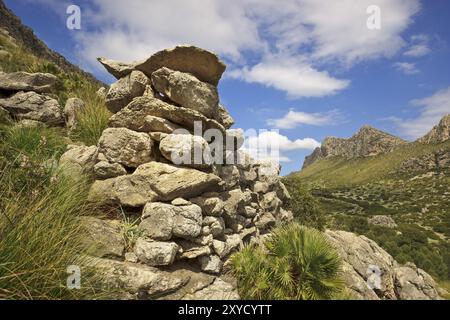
[71,45,292,300]
[368,215,397,228]
[0,71,57,93]
[0,90,64,125]
[303,126,407,169]
[325,230,442,300]
[417,114,450,144]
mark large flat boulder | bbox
[0,91,64,126]
[88,161,221,207]
[151,67,219,118]
[97,57,137,79]
[0,71,57,93]
[135,45,226,86]
[109,96,225,134]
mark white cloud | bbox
[393,62,420,75]
[268,109,341,129]
[32,0,421,97]
[393,86,450,139]
[242,131,320,163]
[229,57,350,98]
[404,34,431,57]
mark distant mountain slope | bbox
[303,125,407,169]
[0,0,102,86]
[418,114,450,144]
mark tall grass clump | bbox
[0,124,108,299]
[231,223,343,300]
[69,84,111,146]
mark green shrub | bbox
[283,177,325,230]
[231,223,343,300]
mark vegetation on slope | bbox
[288,141,450,281]
[0,32,112,299]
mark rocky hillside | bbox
[303,125,407,169]
[418,114,450,144]
[0,0,101,86]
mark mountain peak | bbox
[417,114,450,144]
[302,125,406,169]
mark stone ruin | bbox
[61,45,293,299]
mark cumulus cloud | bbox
[229,57,350,98]
[34,0,419,97]
[393,62,420,75]
[242,130,320,163]
[393,86,450,139]
[267,109,341,129]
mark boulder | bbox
[0,91,64,125]
[214,104,234,129]
[142,115,182,133]
[105,70,149,113]
[182,278,239,300]
[151,67,219,118]
[159,133,212,168]
[190,195,224,217]
[88,162,221,207]
[98,127,153,168]
[93,161,127,179]
[134,238,179,266]
[177,241,212,259]
[140,202,203,240]
[97,57,136,79]
[325,230,442,300]
[217,165,240,189]
[64,97,85,130]
[202,216,225,238]
[87,257,189,298]
[198,254,223,274]
[109,96,225,134]
[0,71,57,93]
[135,45,226,86]
[59,145,98,175]
[81,217,125,258]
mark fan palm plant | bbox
[231,223,343,300]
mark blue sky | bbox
[5,0,450,175]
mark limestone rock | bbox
[143,115,182,133]
[190,195,224,217]
[0,71,57,93]
[159,133,212,168]
[135,45,226,86]
[89,162,221,207]
[105,70,149,113]
[417,114,450,144]
[0,91,63,125]
[214,104,234,129]
[177,241,211,259]
[152,67,219,118]
[97,57,136,79]
[140,202,203,240]
[303,126,407,169]
[325,230,442,300]
[182,278,239,300]
[93,161,127,179]
[134,238,179,266]
[198,254,223,274]
[59,145,98,175]
[64,97,85,130]
[109,96,225,134]
[88,257,189,298]
[202,216,225,238]
[98,127,153,168]
[81,217,125,258]
[0,105,11,123]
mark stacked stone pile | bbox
[61,45,292,299]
